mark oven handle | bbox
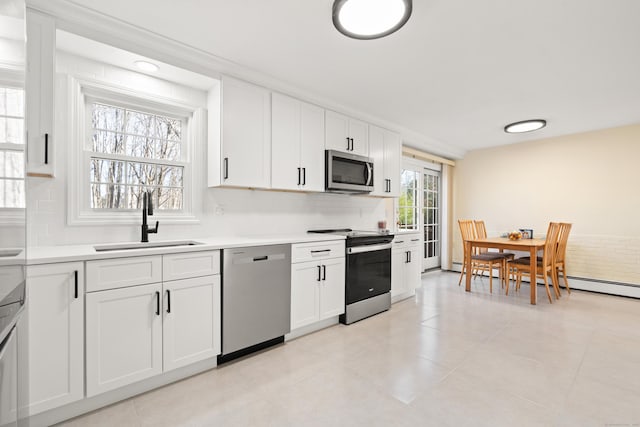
[347,243,392,254]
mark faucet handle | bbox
[149,221,159,234]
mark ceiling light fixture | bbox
[332,0,412,40]
[504,119,547,134]
[134,60,159,72]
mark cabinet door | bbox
[368,125,386,196]
[299,101,325,192]
[0,327,17,426]
[348,118,368,157]
[271,93,302,191]
[24,263,84,415]
[325,110,350,153]
[25,9,56,177]
[391,248,408,298]
[291,262,320,330]
[86,283,162,397]
[383,130,402,197]
[318,258,345,320]
[221,76,271,188]
[406,244,423,294]
[163,275,221,372]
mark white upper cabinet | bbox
[271,93,325,192]
[25,9,56,177]
[325,110,368,157]
[212,76,271,188]
[369,125,401,197]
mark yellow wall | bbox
[454,124,640,285]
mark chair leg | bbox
[542,273,553,304]
[458,264,465,286]
[560,263,571,294]
[551,269,561,299]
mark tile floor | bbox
[58,271,640,427]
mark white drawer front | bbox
[393,234,421,248]
[163,251,220,282]
[291,240,345,264]
[86,256,162,292]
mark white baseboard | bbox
[450,263,640,299]
[285,316,339,341]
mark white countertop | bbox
[26,234,346,265]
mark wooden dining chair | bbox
[474,220,514,288]
[554,222,573,294]
[458,219,506,293]
[507,222,560,303]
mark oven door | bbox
[345,245,391,305]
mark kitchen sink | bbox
[93,240,204,252]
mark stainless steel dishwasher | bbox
[219,244,291,363]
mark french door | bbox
[422,169,441,270]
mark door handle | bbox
[155,291,160,316]
[346,137,350,151]
[166,289,171,313]
[408,251,412,263]
[302,167,306,186]
[322,264,326,281]
[406,251,410,263]
[297,167,301,185]
[350,138,354,151]
[223,157,229,180]
[74,270,78,299]
[317,265,322,281]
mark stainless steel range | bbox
[309,229,393,324]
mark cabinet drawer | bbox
[86,256,162,292]
[393,234,421,248]
[291,240,345,263]
[163,251,220,281]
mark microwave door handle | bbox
[365,162,373,186]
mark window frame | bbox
[0,71,26,224]
[67,75,204,225]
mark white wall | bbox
[454,124,640,286]
[26,51,388,247]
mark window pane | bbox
[0,117,24,145]
[4,152,24,178]
[125,135,155,158]
[127,162,156,186]
[92,104,124,133]
[125,110,154,137]
[155,138,181,161]
[152,116,181,141]
[157,187,183,210]
[90,183,125,209]
[92,130,124,155]
[90,158,125,184]
[157,165,183,187]
[5,88,24,117]
[125,185,145,209]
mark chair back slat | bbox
[556,223,572,263]
[542,222,561,269]
[474,220,489,254]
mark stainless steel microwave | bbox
[325,150,374,193]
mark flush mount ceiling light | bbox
[332,0,412,40]
[504,119,547,134]
[134,60,159,72]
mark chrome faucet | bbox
[141,191,159,243]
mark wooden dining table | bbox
[464,237,546,304]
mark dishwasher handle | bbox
[253,256,268,262]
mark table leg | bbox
[529,246,537,305]
[465,242,473,292]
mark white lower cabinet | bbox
[86,283,163,397]
[291,242,345,330]
[85,251,221,397]
[21,263,84,416]
[162,275,221,372]
[391,234,422,301]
